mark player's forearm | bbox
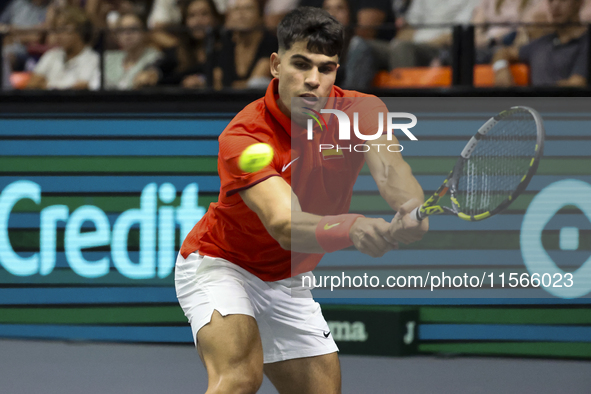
[251,199,398,256]
[287,211,327,253]
[240,178,326,253]
[376,159,424,212]
[366,136,424,211]
[271,210,374,254]
[287,212,397,258]
[240,177,391,255]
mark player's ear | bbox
[270,52,280,78]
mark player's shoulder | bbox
[218,97,278,151]
[221,97,272,136]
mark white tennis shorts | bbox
[174,252,339,364]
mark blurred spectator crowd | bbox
[0,0,589,91]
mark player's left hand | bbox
[389,198,429,244]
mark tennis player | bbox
[175,7,428,394]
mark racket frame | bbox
[414,106,545,222]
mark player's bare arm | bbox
[240,176,397,257]
[365,134,428,244]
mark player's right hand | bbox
[389,198,429,244]
[349,217,398,258]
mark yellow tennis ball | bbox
[238,143,274,173]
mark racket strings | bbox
[457,110,538,216]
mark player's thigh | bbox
[263,352,341,394]
[197,310,264,382]
[175,252,264,387]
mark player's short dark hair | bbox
[277,7,344,58]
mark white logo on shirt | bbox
[282,157,299,172]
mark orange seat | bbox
[474,64,529,87]
[10,72,32,89]
[373,67,451,88]
[373,64,530,88]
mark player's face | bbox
[271,40,339,124]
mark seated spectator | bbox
[213,0,276,89]
[300,0,395,41]
[26,6,100,89]
[263,0,298,30]
[321,0,396,88]
[85,0,152,30]
[0,0,48,30]
[2,55,13,90]
[493,0,588,87]
[134,0,222,88]
[393,0,412,20]
[147,0,180,29]
[529,0,591,23]
[145,0,181,49]
[581,0,591,20]
[520,0,591,41]
[0,0,50,71]
[388,0,480,67]
[104,12,161,89]
[323,0,353,86]
[324,0,350,27]
[45,0,84,47]
[84,0,153,50]
[343,0,480,90]
[354,0,395,40]
[472,0,542,64]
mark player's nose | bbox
[304,67,320,89]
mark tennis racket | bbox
[411,106,545,222]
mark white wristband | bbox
[492,59,509,72]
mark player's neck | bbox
[276,96,291,119]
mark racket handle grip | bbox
[410,207,424,221]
